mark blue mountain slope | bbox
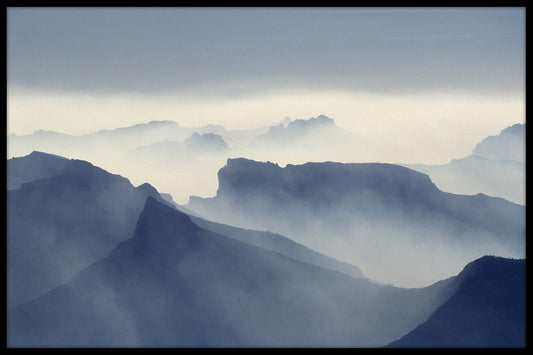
[7,150,70,190]
[188,214,365,280]
[8,197,456,347]
[387,256,526,347]
[7,152,163,307]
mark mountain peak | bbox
[472,123,525,162]
[27,150,69,160]
[135,182,160,197]
[131,196,200,250]
[184,132,228,151]
[287,115,335,130]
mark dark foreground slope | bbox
[7,152,162,307]
[8,197,454,347]
[387,256,526,348]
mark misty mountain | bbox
[187,158,525,286]
[252,115,338,144]
[403,123,525,205]
[7,150,71,190]
[472,123,525,162]
[126,132,229,163]
[8,130,78,159]
[138,188,365,280]
[8,196,461,347]
[184,132,229,151]
[187,212,365,280]
[387,256,525,347]
[6,120,227,161]
[242,115,363,164]
[405,155,525,205]
[7,152,163,307]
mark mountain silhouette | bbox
[7,152,164,307]
[404,123,525,205]
[252,114,337,143]
[190,158,524,241]
[387,256,525,347]
[472,123,525,162]
[145,190,365,279]
[243,115,362,164]
[8,196,460,347]
[7,120,228,161]
[183,132,229,151]
[7,153,525,347]
[126,132,229,164]
[187,212,365,280]
[7,150,71,190]
[188,158,525,286]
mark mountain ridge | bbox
[188,157,524,287]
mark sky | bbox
[7,7,525,163]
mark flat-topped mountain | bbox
[188,158,525,286]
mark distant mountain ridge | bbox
[472,123,525,162]
[188,158,525,286]
[247,115,361,162]
[126,132,229,164]
[403,123,525,204]
[7,120,225,159]
[190,158,523,240]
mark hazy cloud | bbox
[7,7,525,95]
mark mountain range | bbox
[7,151,362,306]
[6,120,526,347]
[7,173,525,346]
